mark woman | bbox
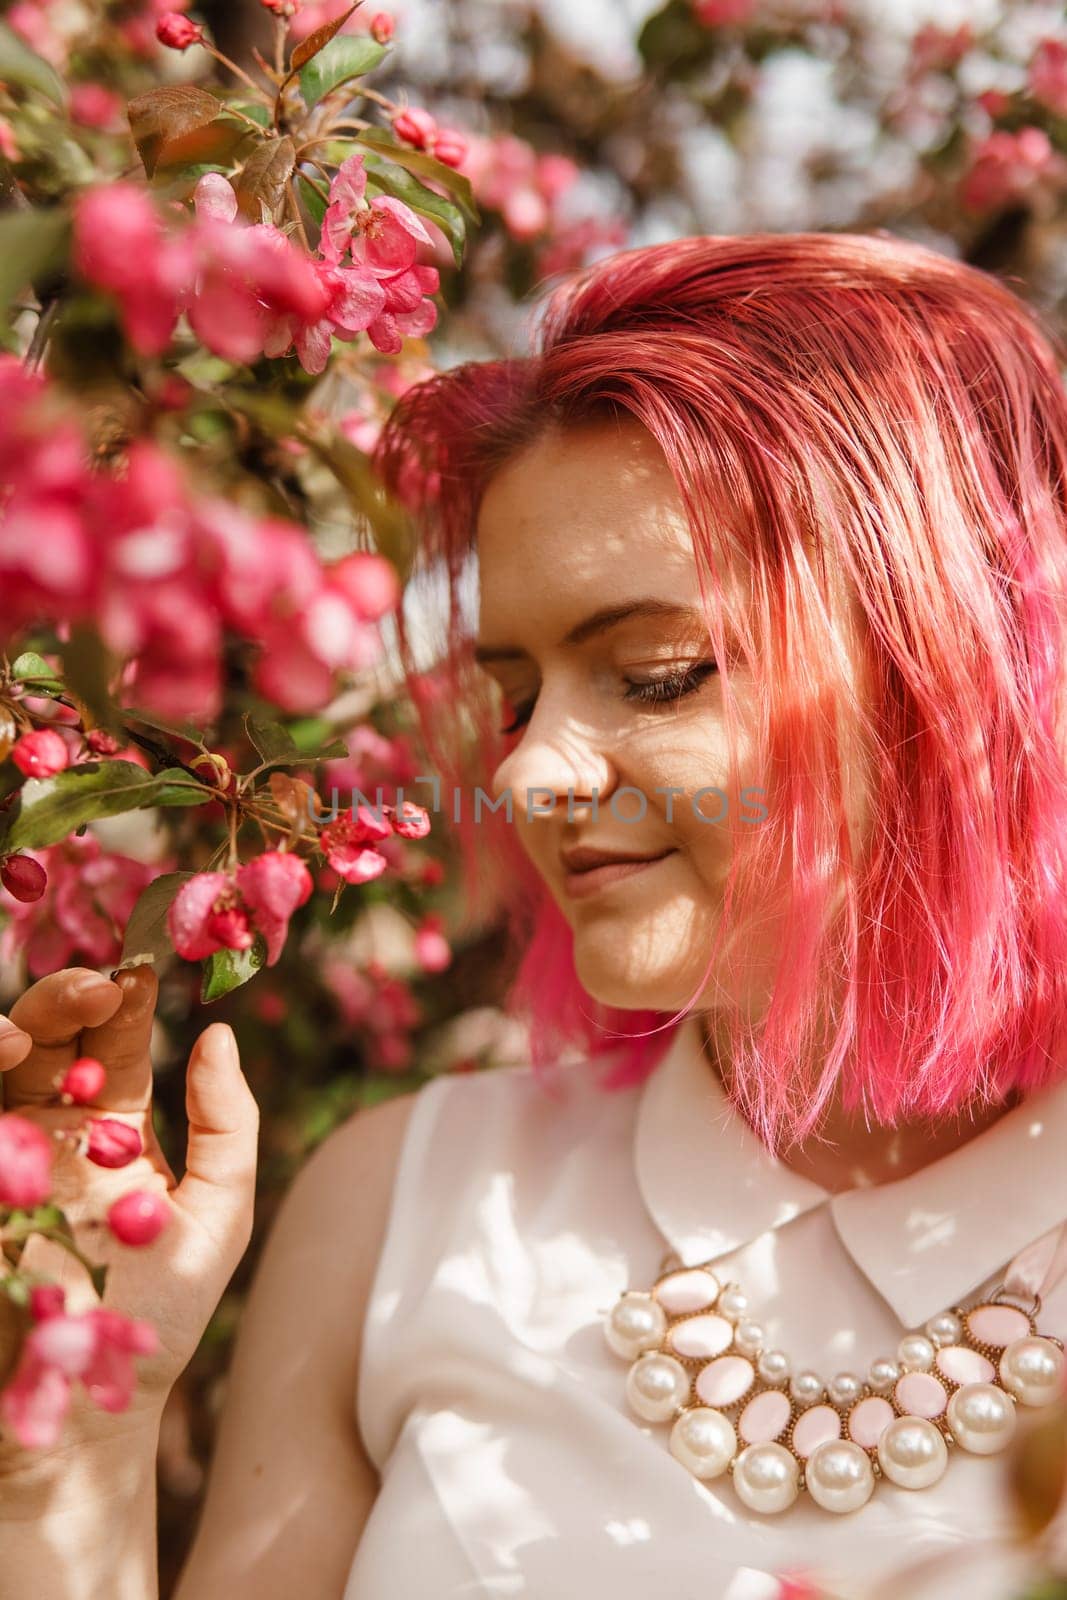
[3,231,1067,1600]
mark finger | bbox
[0,1020,32,1072]
[174,1024,259,1252]
[76,965,159,1114]
[4,969,122,1111]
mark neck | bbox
[699,1017,1019,1194]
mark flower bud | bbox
[391,801,431,839]
[370,11,395,43]
[107,1190,170,1246]
[392,106,437,150]
[433,127,468,169]
[11,729,69,778]
[29,1284,66,1322]
[156,13,204,49]
[1,853,47,902]
[85,1117,142,1169]
[60,1056,107,1105]
[329,552,400,621]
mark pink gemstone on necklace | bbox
[935,1345,995,1386]
[965,1305,1031,1348]
[739,1389,792,1445]
[695,1355,754,1408]
[847,1395,895,1449]
[654,1269,720,1316]
[792,1404,841,1458]
[895,1371,948,1418]
[668,1314,734,1360]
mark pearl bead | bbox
[757,1349,791,1386]
[827,1371,863,1408]
[946,1382,1017,1455]
[789,1369,825,1408]
[805,1438,876,1514]
[734,1321,765,1357]
[717,1284,748,1324]
[669,1406,737,1479]
[731,1441,800,1514]
[897,1334,936,1373]
[924,1312,963,1349]
[605,1292,668,1359]
[625,1352,690,1422]
[877,1415,949,1489]
[999,1337,1065,1407]
[867,1357,900,1394]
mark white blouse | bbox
[343,1017,1067,1600]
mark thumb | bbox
[175,1023,259,1246]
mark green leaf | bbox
[201,932,267,1002]
[362,153,467,269]
[62,623,120,736]
[299,36,387,110]
[0,208,70,316]
[119,872,197,969]
[4,762,209,852]
[297,171,328,228]
[224,99,272,128]
[356,129,480,226]
[10,652,63,692]
[290,4,359,71]
[283,716,350,760]
[121,707,209,748]
[244,713,300,765]
[0,20,65,104]
[637,0,716,74]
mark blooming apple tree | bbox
[0,0,480,1452]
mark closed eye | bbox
[499,660,717,734]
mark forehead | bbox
[475,417,702,628]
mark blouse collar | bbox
[632,1016,1067,1329]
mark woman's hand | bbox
[0,965,259,1472]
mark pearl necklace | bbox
[604,1250,1066,1515]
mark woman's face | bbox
[474,415,779,1015]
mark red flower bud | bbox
[11,729,69,778]
[86,729,121,756]
[107,1189,170,1246]
[156,13,204,49]
[433,127,468,169]
[392,106,437,150]
[85,1117,142,1169]
[29,1284,66,1322]
[1,853,47,902]
[391,801,431,839]
[370,12,395,43]
[60,1056,107,1105]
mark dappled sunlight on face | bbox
[473,416,775,1015]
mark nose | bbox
[491,697,617,822]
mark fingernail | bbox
[0,1020,26,1042]
[70,973,113,995]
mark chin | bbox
[572,939,696,1014]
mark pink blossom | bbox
[1029,37,1067,118]
[29,1285,65,1322]
[107,1190,170,1246]
[370,12,394,43]
[391,800,431,839]
[0,834,165,979]
[168,852,312,968]
[0,1113,54,1208]
[73,185,184,356]
[69,83,125,130]
[392,106,438,151]
[959,127,1059,214]
[320,811,392,883]
[328,552,400,620]
[86,1117,142,1169]
[0,1306,159,1448]
[414,913,451,973]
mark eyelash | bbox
[500,660,718,735]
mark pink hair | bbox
[374,231,1067,1150]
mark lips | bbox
[561,845,675,873]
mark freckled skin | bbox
[474,415,777,1017]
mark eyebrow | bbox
[473,599,705,664]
